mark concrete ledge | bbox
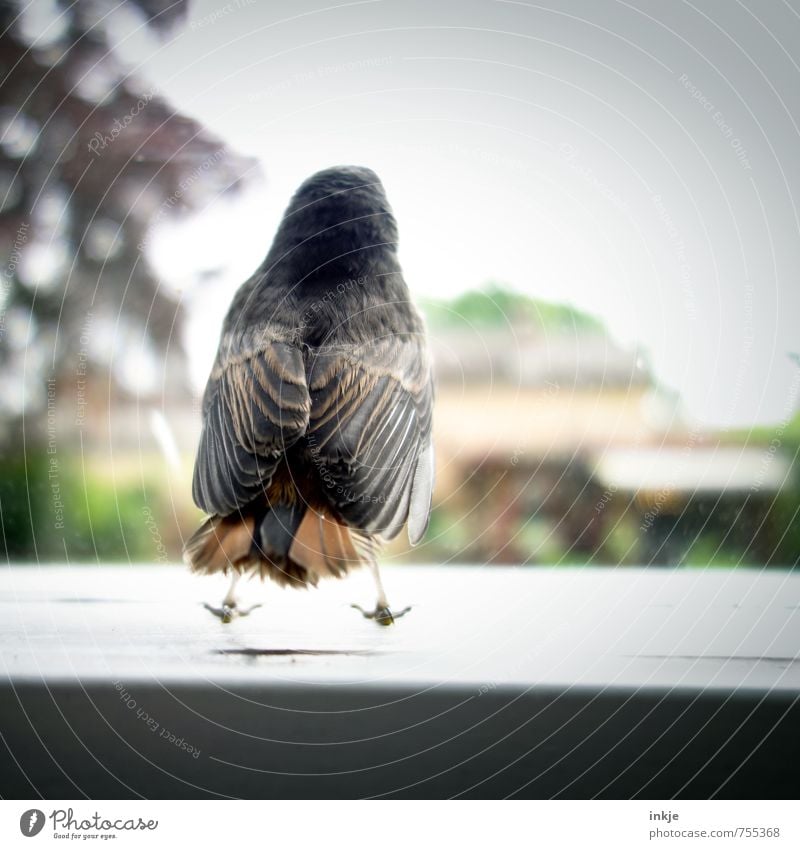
[2,680,799,799]
[1,565,798,798]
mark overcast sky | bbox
[103,0,800,429]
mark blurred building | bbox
[424,309,796,567]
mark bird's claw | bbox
[203,602,262,623]
[351,603,411,626]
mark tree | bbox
[0,0,259,560]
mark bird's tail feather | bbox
[289,508,375,580]
[183,514,255,575]
[183,503,372,588]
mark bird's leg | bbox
[352,559,411,626]
[203,570,262,623]
[221,571,241,622]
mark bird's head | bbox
[289,165,393,220]
[265,165,400,287]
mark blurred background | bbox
[0,0,798,570]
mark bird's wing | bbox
[306,333,434,543]
[192,331,310,516]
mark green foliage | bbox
[602,514,643,565]
[723,410,800,448]
[420,282,605,333]
[0,454,176,563]
[64,474,158,562]
[681,536,752,568]
[421,507,481,560]
[0,452,49,559]
[516,517,566,564]
[726,410,800,567]
[764,494,800,567]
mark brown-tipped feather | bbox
[183,514,255,575]
[183,505,370,590]
[289,508,368,581]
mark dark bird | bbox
[183,166,434,625]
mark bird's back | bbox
[185,166,434,591]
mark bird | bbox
[183,165,434,625]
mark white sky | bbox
[109,0,800,429]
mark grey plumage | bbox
[184,166,434,593]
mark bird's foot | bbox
[203,602,262,623]
[351,603,411,626]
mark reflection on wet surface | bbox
[216,648,381,657]
[628,654,800,667]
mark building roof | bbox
[594,445,794,495]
